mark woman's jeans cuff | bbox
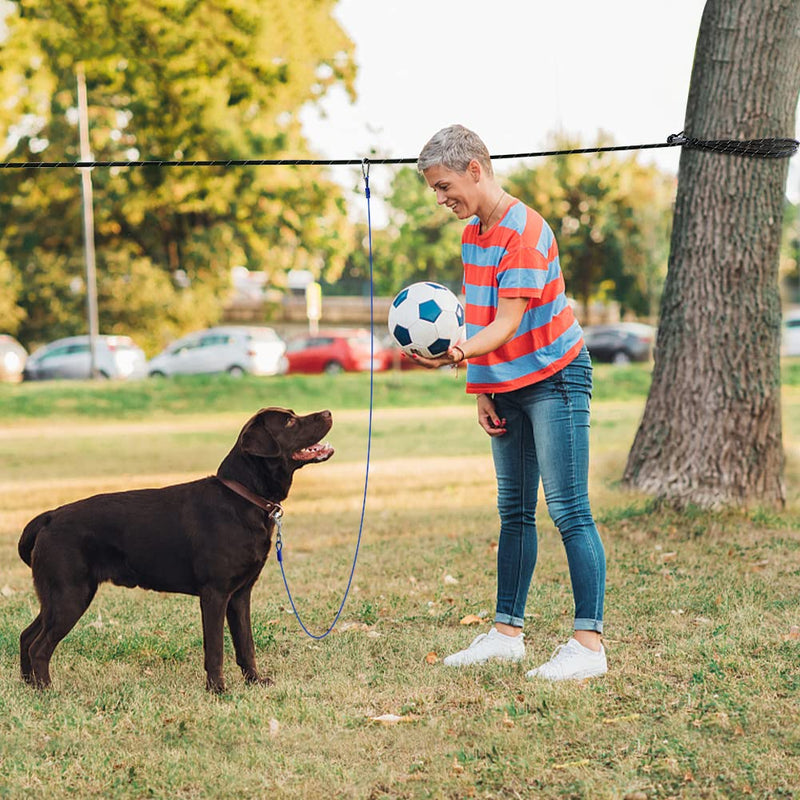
[574,617,603,633]
[494,612,525,628]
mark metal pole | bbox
[76,63,100,378]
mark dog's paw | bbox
[205,677,227,694]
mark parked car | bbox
[582,322,656,364]
[147,326,287,377]
[0,334,27,382]
[284,328,387,374]
[23,335,147,380]
[782,308,800,357]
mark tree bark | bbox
[623,0,800,509]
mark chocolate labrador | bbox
[18,407,333,693]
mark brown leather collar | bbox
[216,476,284,518]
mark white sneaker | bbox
[526,638,607,681]
[443,628,525,667]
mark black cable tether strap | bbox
[0,132,796,170]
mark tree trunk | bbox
[623,0,800,509]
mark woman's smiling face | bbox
[423,163,480,220]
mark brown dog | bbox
[18,407,333,693]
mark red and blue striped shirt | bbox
[462,200,584,394]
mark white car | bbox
[782,309,800,357]
[148,326,287,377]
[23,335,146,380]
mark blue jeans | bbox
[490,347,605,632]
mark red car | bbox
[284,329,389,374]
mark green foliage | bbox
[0,254,25,334]
[327,167,466,297]
[781,198,800,303]
[381,167,465,293]
[0,0,357,351]
[504,132,676,318]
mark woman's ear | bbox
[467,159,483,182]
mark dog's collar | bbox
[215,476,284,519]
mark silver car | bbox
[147,326,287,377]
[783,309,800,357]
[23,335,147,380]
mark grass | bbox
[0,369,798,799]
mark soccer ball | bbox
[388,282,465,358]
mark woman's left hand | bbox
[409,345,464,369]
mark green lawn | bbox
[0,369,798,799]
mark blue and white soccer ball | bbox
[388,282,465,358]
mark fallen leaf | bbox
[660,551,678,562]
[268,718,280,738]
[783,625,800,641]
[338,621,373,633]
[443,574,459,585]
[425,651,439,665]
[459,614,485,626]
[1,585,15,598]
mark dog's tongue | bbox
[292,442,334,462]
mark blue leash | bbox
[274,159,375,640]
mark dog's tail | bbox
[18,511,53,567]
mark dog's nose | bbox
[321,410,332,421]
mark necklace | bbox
[481,191,507,232]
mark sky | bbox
[300,0,800,218]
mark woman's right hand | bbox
[477,394,506,436]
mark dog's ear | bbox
[240,415,282,458]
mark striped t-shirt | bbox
[462,200,584,394]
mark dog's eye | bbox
[285,417,297,427]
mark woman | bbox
[414,124,607,681]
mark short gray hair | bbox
[417,124,494,177]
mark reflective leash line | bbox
[275,159,375,640]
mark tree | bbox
[0,0,356,353]
[381,166,465,294]
[503,133,675,320]
[0,252,25,334]
[623,0,800,509]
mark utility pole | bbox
[76,63,100,378]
